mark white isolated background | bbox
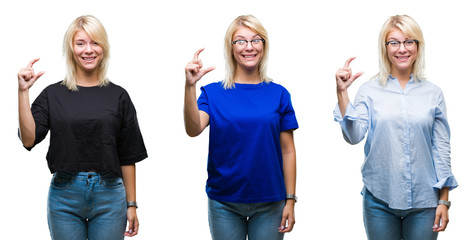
[1,0,474,239]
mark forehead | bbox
[233,26,259,39]
[73,29,92,41]
[386,28,411,40]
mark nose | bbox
[84,43,93,53]
[397,42,407,52]
[245,41,254,50]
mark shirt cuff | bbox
[433,175,458,190]
[333,103,358,122]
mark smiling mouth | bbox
[243,54,257,59]
[396,56,409,61]
[82,57,96,61]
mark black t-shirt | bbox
[26,81,147,177]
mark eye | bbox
[389,41,399,46]
[405,40,415,45]
[235,40,247,45]
[76,42,84,46]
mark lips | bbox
[82,57,96,63]
[395,56,410,61]
[241,54,258,61]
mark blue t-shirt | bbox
[198,81,298,203]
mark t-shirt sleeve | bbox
[117,91,148,165]
[197,86,209,114]
[279,88,298,131]
[22,88,51,151]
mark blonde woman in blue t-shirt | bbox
[184,15,298,240]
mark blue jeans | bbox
[208,198,285,240]
[363,188,438,240]
[47,171,127,240]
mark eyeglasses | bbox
[385,39,419,49]
[232,39,265,47]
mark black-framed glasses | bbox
[232,39,265,47]
[385,39,419,48]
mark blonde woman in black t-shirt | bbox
[18,15,147,240]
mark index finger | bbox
[27,58,40,68]
[344,57,356,68]
[193,48,205,60]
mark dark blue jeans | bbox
[47,171,127,240]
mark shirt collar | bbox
[388,74,415,83]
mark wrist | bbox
[286,193,297,203]
[127,201,138,208]
[438,200,451,209]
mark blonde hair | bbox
[375,15,425,86]
[62,15,110,91]
[223,15,271,89]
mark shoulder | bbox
[39,81,68,96]
[105,82,127,93]
[44,81,66,91]
[199,81,224,94]
[201,81,222,89]
[420,79,443,93]
[265,81,291,94]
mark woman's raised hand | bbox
[336,57,363,92]
[18,58,45,91]
[185,48,215,86]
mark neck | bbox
[391,68,412,89]
[76,68,100,87]
[234,66,261,84]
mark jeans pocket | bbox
[101,175,124,189]
[50,172,73,190]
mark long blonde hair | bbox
[223,15,271,89]
[62,15,110,91]
[375,15,425,86]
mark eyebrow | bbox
[387,37,410,41]
[233,34,261,39]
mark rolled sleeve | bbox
[431,92,458,190]
[333,102,367,145]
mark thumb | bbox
[33,71,46,82]
[279,214,287,230]
[347,71,363,86]
[202,66,215,75]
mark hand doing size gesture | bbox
[335,57,363,92]
[185,48,215,86]
[18,58,45,92]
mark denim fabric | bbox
[363,188,438,240]
[208,198,285,240]
[47,171,127,240]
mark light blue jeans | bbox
[363,188,438,240]
[47,171,127,240]
[208,198,285,240]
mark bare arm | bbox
[18,58,45,147]
[279,130,296,233]
[122,164,138,237]
[184,48,214,137]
